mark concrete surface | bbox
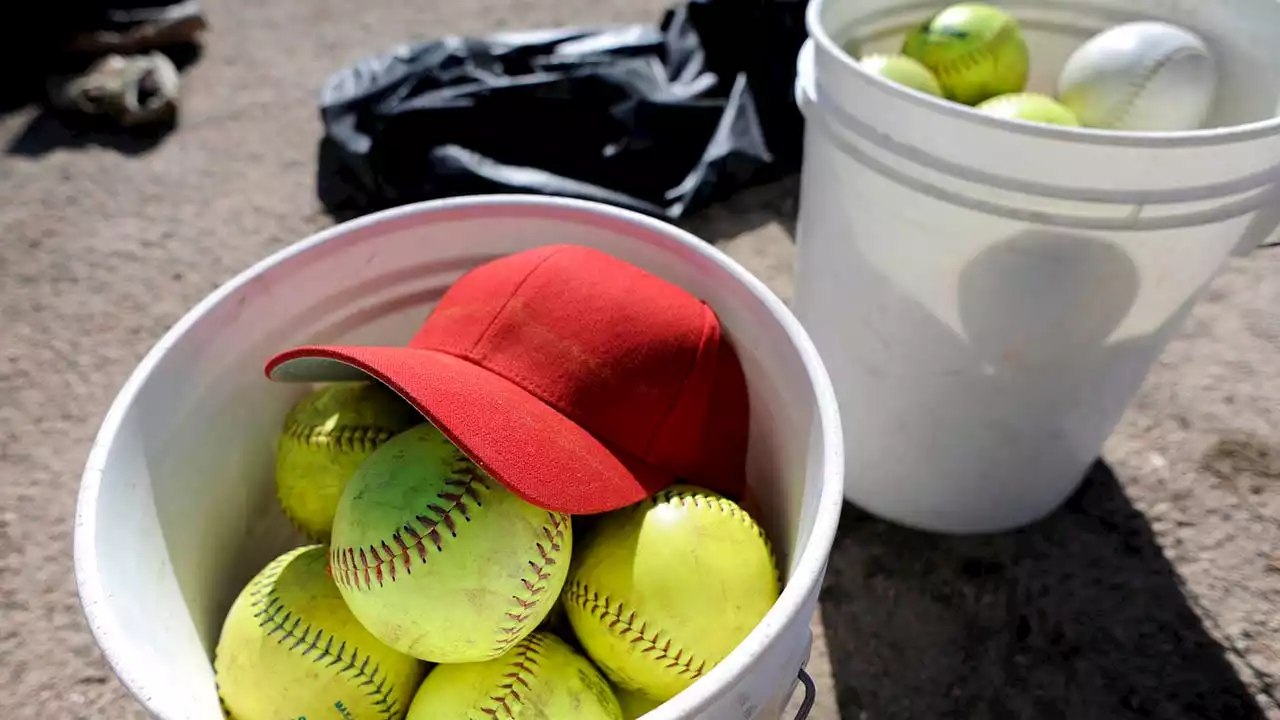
[1,0,1278,718]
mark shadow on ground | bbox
[819,461,1267,720]
[681,176,801,243]
[3,42,203,157]
[6,111,178,157]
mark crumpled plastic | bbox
[315,0,810,221]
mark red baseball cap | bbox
[263,244,749,514]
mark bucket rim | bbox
[804,0,1280,147]
[73,193,847,719]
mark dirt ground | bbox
[1,0,1278,718]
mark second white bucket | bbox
[792,0,1280,534]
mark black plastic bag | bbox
[316,0,810,221]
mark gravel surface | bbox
[1,0,1277,718]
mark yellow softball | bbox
[275,381,422,542]
[615,686,664,719]
[901,2,1029,105]
[976,92,1080,126]
[329,422,572,664]
[562,484,780,701]
[859,53,943,96]
[214,545,426,720]
[405,631,622,719]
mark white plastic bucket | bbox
[73,195,844,720]
[792,0,1280,534]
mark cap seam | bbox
[641,301,716,462]
[468,245,569,359]
[429,345,590,442]
[427,345,670,481]
[405,348,674,511]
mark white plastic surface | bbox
[73,195,845,720]
[793,0,1280,533]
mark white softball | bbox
[1056,21,1217,131]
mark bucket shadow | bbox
[817,461,1268,719]
[817,227,1154,528]
[813,229,1264,718]
[681,175,800,243]
[958,229,1140,374]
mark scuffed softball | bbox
[561,484,779,702]
[900,2,1030,105]
[328,423,572,664]
[1056,21,1217,131]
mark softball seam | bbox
[565,581,708,680]
[282,420,402,454]
[563,488,780,684]
[277,423,404,539]
[221,551,405,719]
[328,459,488,590]
[479,633,549,718]
[1108,46,1204,129]
[493,512,571,656]
[931,22,1023,96]
[649,488,778,576]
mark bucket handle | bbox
[790,669,817,719]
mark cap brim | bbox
[265,346,672,514]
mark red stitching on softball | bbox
[479,633,547,718]
[329,463,489,590]
[220,548,406,719]
[928,21,1024,99]
[282,421,400,454]
[564,581,708,679]
[492,512,570,655]
[650,489,774,548]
